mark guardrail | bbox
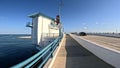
[11,34,63,68]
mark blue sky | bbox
[0,0,120,34]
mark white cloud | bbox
[83,27,88,29]
[95,22,99,25]
[82,23,86,25]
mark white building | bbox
[27,12,60,48]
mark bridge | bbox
[11,33,120,68]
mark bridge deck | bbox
[51,35,114,68]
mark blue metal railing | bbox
[11,34,63,68]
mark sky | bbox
[0,0,120,34]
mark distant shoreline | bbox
[17,36,31,39]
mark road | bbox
[80,35,120,51]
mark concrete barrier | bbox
[70,34,120,68]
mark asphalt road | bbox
[80,35,120,51]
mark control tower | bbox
[27,12,61,49]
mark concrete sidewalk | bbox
[51,35,114,68]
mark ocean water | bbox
[0,34,39,68]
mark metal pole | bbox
[58,0,63,36]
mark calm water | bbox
[0,34,39,68]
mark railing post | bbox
[50,43,53,58]
[57,38,60,46]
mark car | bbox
[79,32,87,36]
